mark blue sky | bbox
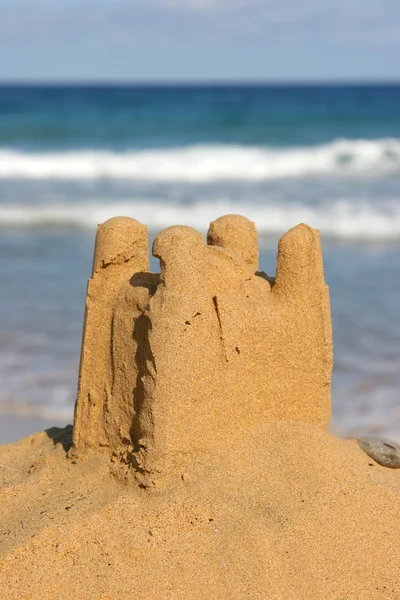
[0,0,399,81]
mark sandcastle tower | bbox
[72,215,333,486]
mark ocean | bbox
[0,84,399,440]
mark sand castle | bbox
[2,215,400,600]
[72,214,333,485]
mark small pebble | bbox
[357,437,400,469]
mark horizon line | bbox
[1,79,400,87]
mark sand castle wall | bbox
[72,215,333,485]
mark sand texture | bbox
[0,215,399,599]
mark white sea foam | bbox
[1,138,400,181]
[1,198,400,240]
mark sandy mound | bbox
[0,422,399,599]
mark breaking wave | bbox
[1,198,400,241]
[1,138,400,181]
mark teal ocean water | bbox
[0,84,399,439]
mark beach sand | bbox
[0,215,399,599]
[0,422,399,599]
